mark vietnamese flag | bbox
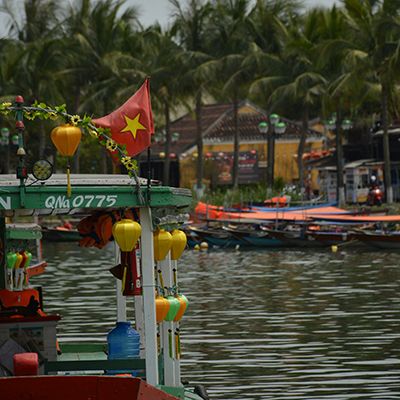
[93,78,154,157]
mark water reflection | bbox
[34,243,400,399]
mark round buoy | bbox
[200,242,208,250]
[331,245,338,253]
[194,244,200,251]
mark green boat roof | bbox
[0,174,192,216]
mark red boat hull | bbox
[0,376,178,400]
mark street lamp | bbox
[324,116,352,206]
[0,128,18,173]
[258,115,286,191]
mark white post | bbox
[140,207,159,386]
[160,254,175,386]
[114,242,127,322]
[172,259,181,387]
[134,243,145,356]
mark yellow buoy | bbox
[200,241,208,250]
[331,245,338,253]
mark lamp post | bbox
[325,116,352,206]
[258,115,286,192]
[0,127,18,174]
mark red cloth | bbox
[93,78,154,156]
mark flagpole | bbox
[147,147,151,204]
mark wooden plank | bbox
[59,342,107,354]
[44,358,146,374]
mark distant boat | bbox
[41,226,82,242]
[222,225,285,247]
[188,224,243,247]
[351,231,400,249]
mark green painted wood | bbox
[0,217,5,289]
[59,352,107,361]
[0,185,192,211]
[59,342,107,354]
[6,229,42,240]
[157,385,185,400]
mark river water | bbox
[34,243,400,399]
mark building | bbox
[141,101,325,190]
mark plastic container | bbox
[107,321,140,375]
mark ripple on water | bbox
[34,243,400,399]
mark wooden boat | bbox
[0,173,207,400]
[41,226,82,242]
[188,224,243,247]
[222,224,285,247]
[351,231,400,249]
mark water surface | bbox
[35,243,400,399]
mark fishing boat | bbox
[0,96,208,399]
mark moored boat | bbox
[0,92,207,399]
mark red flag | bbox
[93,78,154,157]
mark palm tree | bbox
[0,0,65,159]
[340,0,400,203]
[205,0,252,189]
[62,0,141,173]
[134,25,186,186]
[170,0,213,193]
[248,7,326,195]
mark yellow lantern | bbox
[112,219,141,252]
[170,230,187,260]
[51,124,82,197]
[153,229,172,261]
[51,124,82,156]
[112,219,141,292]
[155,295,170,323]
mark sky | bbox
[128,0,339,28]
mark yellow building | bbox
[147,101,325,190]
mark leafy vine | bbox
[0,100,139,176]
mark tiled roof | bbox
[145,101,323,158]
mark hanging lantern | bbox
[51,124,82,197]
[155,295,170,323]
[173,294,189,322]
[164,295,181,321]
[153,229,172,261]
[112,219,141,252]
[51,124,82,156]
[170,230,187,260]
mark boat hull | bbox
[0,375,206,400]
[41,228,81,242]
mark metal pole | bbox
[160,254,175,386]
[140,207,159,386]
[114,242,127,322]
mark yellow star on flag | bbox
[121,113,146,139]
